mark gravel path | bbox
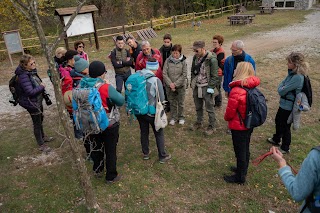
[1,10,320,116]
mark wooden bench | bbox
[259,6,276,14]
[227,14,255,25]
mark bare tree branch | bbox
[49,0,87,54]
[9,0,32,22]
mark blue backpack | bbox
[72,82,109,134]
[125,71,151,115]
[238,87,267,128]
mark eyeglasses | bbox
[78,45,84,48]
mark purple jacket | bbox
[15,66,45,113]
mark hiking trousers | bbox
[272,107,292,152]
[90,124,119,181]
[214,76,222,107]
[192,86,216,127]
[28,105,45,146]
[136,115,168,159]
[115,70,131,93]
[166,86,186,121]
[231,128,253,182]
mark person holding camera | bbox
[15,54,53,153]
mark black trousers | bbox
[231,128,253,182]
[90,124,119,181]
[28,105,45,146]
[136,115,167,159]
[272,107,292,151]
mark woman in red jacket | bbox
[223,62,260,184]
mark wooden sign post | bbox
[2,30,24,67]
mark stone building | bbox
[262,0,316,9]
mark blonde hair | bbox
[233,62,255,86]
[286,52,309,76]
[55,47,67,58]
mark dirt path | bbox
[1,10,320,116]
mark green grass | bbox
[1,8,320,212]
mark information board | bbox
[3,31,23,54]
[63,13,95,37]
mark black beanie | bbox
[89,61,106,78]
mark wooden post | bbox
[122,25,125,34]
[59,16,69,49]
[92,12,99,50]
[150,19,153,28]
[207,10,210,19]
[220,7,223,16]
[173,16,176,28]
[193,12,195,22]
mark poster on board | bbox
[63,13,95,37]
[3,31,23,54]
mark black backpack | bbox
[8,74,20,106]
[238,87,268,128]
[302,75,312,107]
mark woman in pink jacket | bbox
[223,62,260,184]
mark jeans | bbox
[136,115,168,159]
[89,124,120,181]
[28,106,45,146]
[115,70,131,93]
[272,107,292,151]
[166,86,186,121]
[192,86,216,127]
[231,128,253,182]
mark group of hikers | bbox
[12,33,320,212]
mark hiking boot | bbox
[279,147,290,154]
[159,154,172,164]
[204,126,216,136]
[223,175,245,185]
[39,144,51,153]
[178,119,185,125]
[143,151,151,160]
[169,119,175,126]
[230,166,237,173]
[189,122,203,131]
[43,136,54,143]
[267,138,280,146]
[106,175,122,184]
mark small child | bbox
[223,62,260,184]
[74,40,89,62]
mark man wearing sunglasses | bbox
[190,41,219,136]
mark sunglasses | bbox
[78,45,84,48]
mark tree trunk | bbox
[10,0,101,211]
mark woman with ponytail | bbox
[267,52,307,154]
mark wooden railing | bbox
[0,4,238,53]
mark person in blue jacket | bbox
[270,146,320,213]
[267,52,306,153]
[223,40,256,97]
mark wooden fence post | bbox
[150,19,153,29]
[207,10,210,19]
[220,7,223,16]
[122,25,125,34]
[173,16,176,28]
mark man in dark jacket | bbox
[111,35,133,92]
[159,33,173,67]
[126,36,142,69]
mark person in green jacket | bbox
[190,41,219,136]
[267,52,307,154]
[163,44,187,126]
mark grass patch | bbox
[0,9,319,212]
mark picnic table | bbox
[259,6,276,14]
[227,14,255,25]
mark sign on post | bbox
[2,30,24,67]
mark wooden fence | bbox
[0,4,238,53]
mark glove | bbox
[207,88,214,94]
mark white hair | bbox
[233,40,244,50]
[141,40,151,47]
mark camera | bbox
[43,91,52,106]
[9,97,18,106]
